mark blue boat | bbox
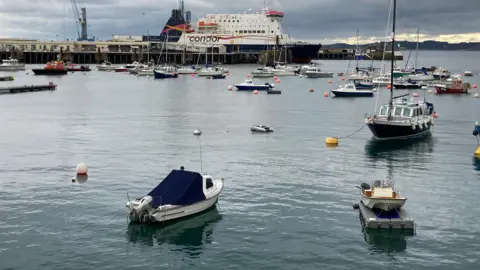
[331,83,374,97]
[350,78,375,89]
[235,79,274,91]
[154,66,178,79]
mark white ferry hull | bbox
[0,65,25,71]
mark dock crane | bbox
[70,0,94,41]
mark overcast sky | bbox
[0,0,479,43]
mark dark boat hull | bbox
[154,71,178,79]
[68,68,91,72]
[367,122,432,140]
[331,90,373,97]
[32,69,68,75]
[393,84,423,89]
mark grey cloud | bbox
[0,0,479,41]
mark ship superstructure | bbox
[145,1,322,63]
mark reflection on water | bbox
[472,157,480,171]
[363,229,409,254]
[365,135,435,159]
[126,207,222,258]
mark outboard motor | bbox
[360,183,371,190]
[128,196,152,222]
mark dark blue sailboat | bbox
[364,0,436,140]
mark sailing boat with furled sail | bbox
[364,0,436,140]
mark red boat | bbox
[435,75,470,94]
[32,61,68,75]
[67,64,91,72]
[114,66,128,72]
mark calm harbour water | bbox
[0,51,480,270]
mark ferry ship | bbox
[145,2,322,64]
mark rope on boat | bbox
[334,124,367,139]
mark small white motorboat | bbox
[177,65,197,74]
[303,66,334,78]
[251,67,274,78]
[331,83,374,97]
[358,177,406,211]
[136,68,154,76]
[0,58,25,71]
[126,168,224,224]
[250,125,274,133]
[464,70,474,77]
[235,78,274,91]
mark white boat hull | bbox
[197,70,224,76]
[252,72,274,78]
[273,70,296,76]
[407,74,434,81]
[0,66,25,71]
[360,195,406,211]
[177,69,197,74]
[136,69,154,76]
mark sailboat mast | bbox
[389,0,396,111]
[355,29,359,69]
[415,27,420,69]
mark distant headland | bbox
[323,40,480,51]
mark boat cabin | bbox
[376,98,434,120]
[360,180,402,199]
[1,59,21,66]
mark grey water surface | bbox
[0,51,479,270]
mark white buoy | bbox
[193,129,202,136]
[475,93,479,98]
[76,163,88,176]
[421,86,428,90]
[227,85,233,91]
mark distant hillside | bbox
[322,40,480,51]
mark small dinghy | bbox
[250,125,274,133]
[126,168,224,224]
[266,89,282,94]
[211,74,226,79]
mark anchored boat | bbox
[358,177,406,211]
[434,75,470,94]
[331,83,374,97]
[235,78,274,91]
[364,0,435,141]
[126,168,224,224]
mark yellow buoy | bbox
[325,137,339,146]
[475,146,480,157]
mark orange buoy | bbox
[228,85,233,91]
[387,84,391,90]
[328,80,332,83]
[474,84,478,89]
[324,92,329,97]
[341,77,345,81]
[253,90,259,95]
[433,112,438,118]
[309,88,314,92]
[247,74,251,78]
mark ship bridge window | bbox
[394,107,402,116]
[379,106,388,116]
[402,108,411,117]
